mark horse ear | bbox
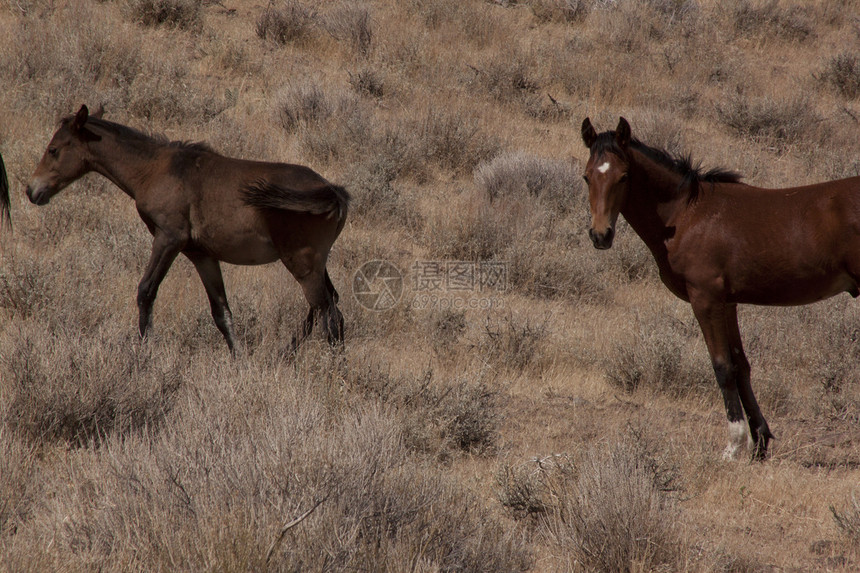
[90,104,105,120]
[615,117,631,148]
[70,105,102,143]
[581,117,597,148]
[71,105,90,133]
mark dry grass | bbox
[2,0,860,570]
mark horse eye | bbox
[582,175,589,184]
[619,173,628,182]
[48,147,59,158]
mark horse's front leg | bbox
[137,232,182,340]
[690,293,750,460]
[725,304,773,459]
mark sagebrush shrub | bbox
[817,52,860,99]
[255,1,316,44]
[324,2,373,55]
[832,493,860,543]
[604,306,712,398]
[1,324,180,444]
[542,436,682,573]
[474,151,581,213]
[125,0,203,30]
[528,0,592,23]
[345,364,500,457]
[714,93,819,147]
[731,0,813,42]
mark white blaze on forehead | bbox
[597,162,610,174]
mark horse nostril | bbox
[589,227,614,250]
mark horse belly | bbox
[215,236,280,265]
[190,215,280,266]
[732,270,855,306]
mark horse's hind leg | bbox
[301,271,343,347]
[726,305,773,459]
[185,251,238,354]
[291,307,315,354]
[283,254,342,351]
[325,269,339,303]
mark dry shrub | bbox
[505,239,608,300]
[407,0,502,48]
[275,81,374,162]
[629,111,686,157]
[504,217,654,301]
[746,300,860,424]
[816,52,860,100]
[124,0,203,30]
[476,312,549,372]
[0,323,180,445]
[429,308,468,354]
[280,82,496,182]
[276,80,336,132]
[0,248,140,337]
[586,0,691,54]
[0,4,141,114]
[127,49,229,123]
[496,454,576,520]
[0,429,37,538]
[0,257,56,322]
[323,1,373,56]
[255,0,317,45]
[468,50,546,117]
[426,188,536,261]
[202,114,275,160]
[730,0,814,42]
[832,493,860,544]
[528,0,592,23]
[473,151,581,213]
[0,359,529,571]
[541,434,682,573]
[347,66,385,98]
[417,107,499,176]
[605,221,660,282]
[348,158,417,225]
[347,365,500,457]
[714,92,820,148]
[604,306,712,398]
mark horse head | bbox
[26,105,103,206]
[580,116,632,249]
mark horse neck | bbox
[86,128,158,200]
[620,149,689,256]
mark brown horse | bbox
[0,152,9,229]
[581,116,860,460]
[26,105,349,354]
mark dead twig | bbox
[265,495,328,566]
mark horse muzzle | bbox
[25,184,52,206]
[589,227,615,250]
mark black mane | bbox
[590,131,743,202]
[62,115,215,155]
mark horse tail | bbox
[0,153,10,230]
[241,179,350,223]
